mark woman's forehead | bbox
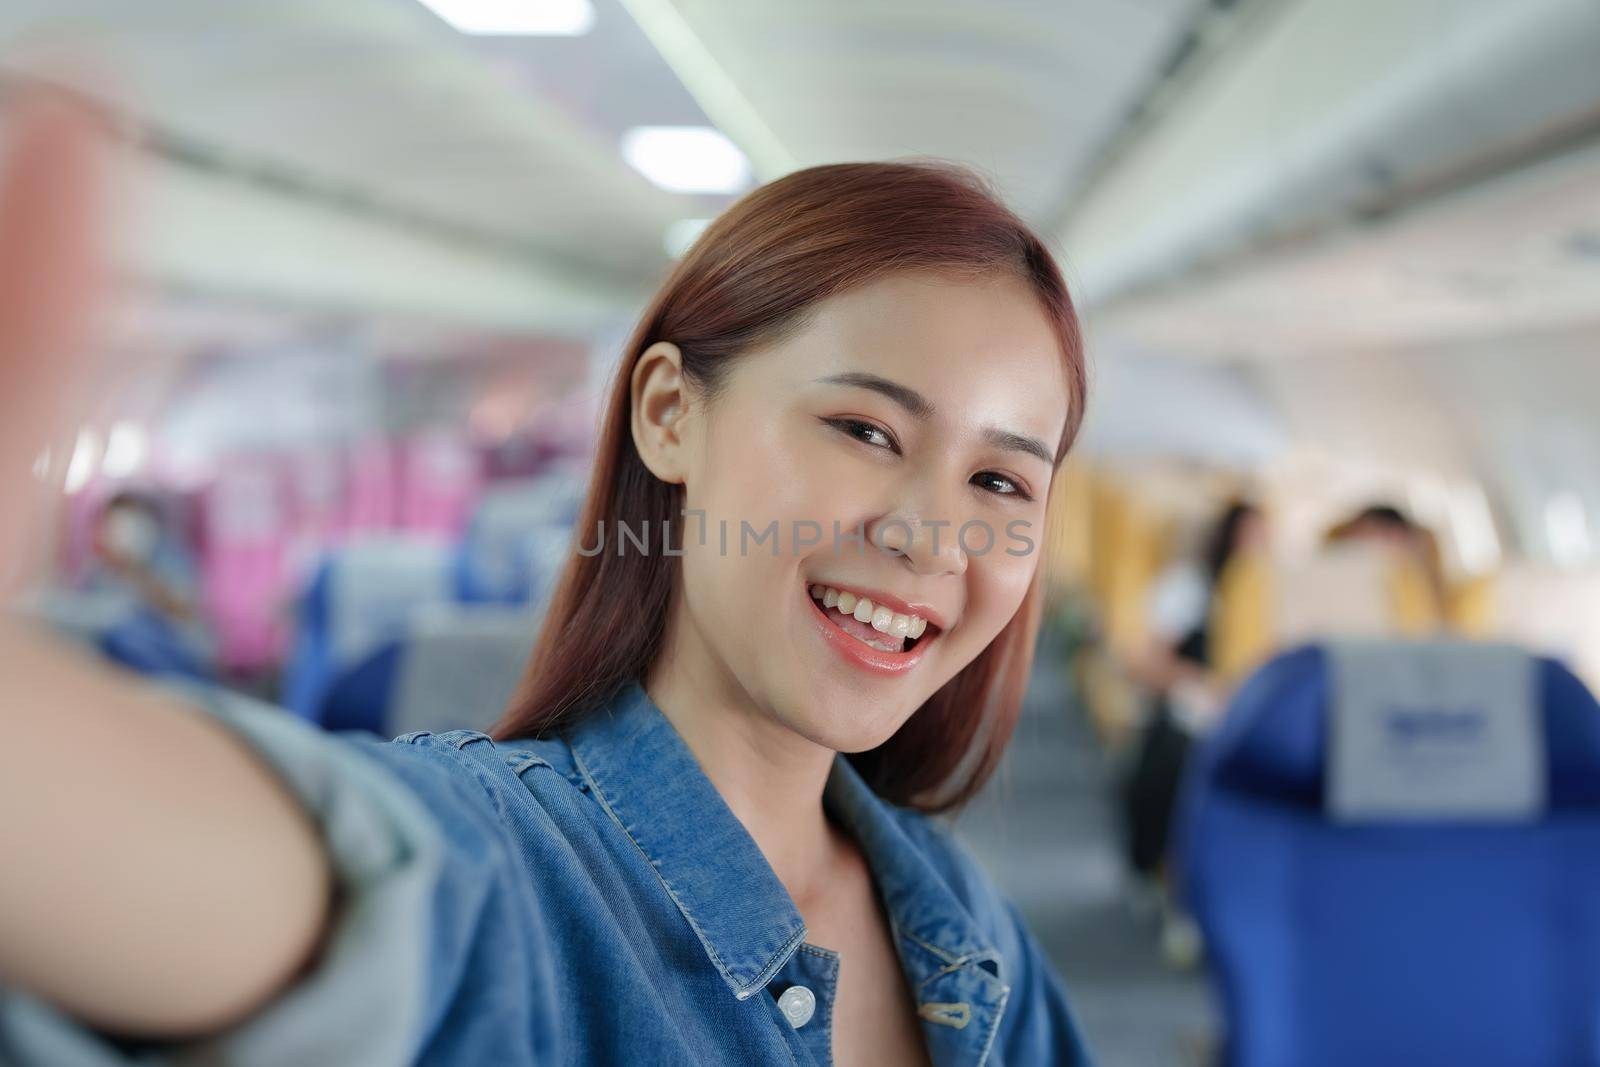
[750,271,1071,440]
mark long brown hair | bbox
[492,160,1086,812]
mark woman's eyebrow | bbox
[984,427,1055,466]
[817,372,934,419]
[819,371,1055,464]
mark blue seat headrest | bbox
[1207,642,1600,814]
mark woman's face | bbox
[637,270,1071,753]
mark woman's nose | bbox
[868,511,968,577]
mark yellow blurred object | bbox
[1209,552,1275,685]
[1446,573,1497,635]
[1048,465,1182,751]
[1389,557,1446,635]
[1042,456,1094,599]
[1085,475,1169,656]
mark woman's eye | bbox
[828,418,898,453]
[972,471,1031,500]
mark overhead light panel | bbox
[416,0,596,36]
[622,127,751,195]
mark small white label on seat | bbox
[1328,640,1544,822]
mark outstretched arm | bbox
[0,91,332,1040]
[0,623,332,1037]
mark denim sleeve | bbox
[0,687,558,1066]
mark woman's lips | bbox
[803,583,937,676]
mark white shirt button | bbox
[777,985,816,1029]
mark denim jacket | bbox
[0,682,1092,1066]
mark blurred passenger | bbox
[1120,500,1266,959]
[1326,503,1450,632]
[84,489,200,626]
[75,489,214,680]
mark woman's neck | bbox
[645,614,842,910]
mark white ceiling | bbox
[0,0,689,286]
[627,0,1209,221]
[1091,137,1600,359]
[0,0,1212,329]
[1068,0,1600,352]
[0,0,1593,357]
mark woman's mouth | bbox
[806,583,938,654]
[803,582,943,676]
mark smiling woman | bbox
[477,161,1091,1065]
[0,136,1092,1067]
[503,161,1086,810]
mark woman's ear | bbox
[630,341,691,484]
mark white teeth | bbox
[808,583,933,646]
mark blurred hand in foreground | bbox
[0,88,107,596]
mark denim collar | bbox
[565,683,1010,1058]
[566,682,807,998]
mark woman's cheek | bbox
[746,445,862,533]
[968,551,1039,638]
[717,425,822,517]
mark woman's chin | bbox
[777,693,917,756]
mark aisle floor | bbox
[953,659,1218,1066]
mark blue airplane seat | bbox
[97,606,214,683]
[453,523,571,606]
[455,476,581,604]
[317,640,402,735]
[281,538,454,723]
[21,587,212,683]
[316,604,538,737]
[1180,640,1600,1067]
